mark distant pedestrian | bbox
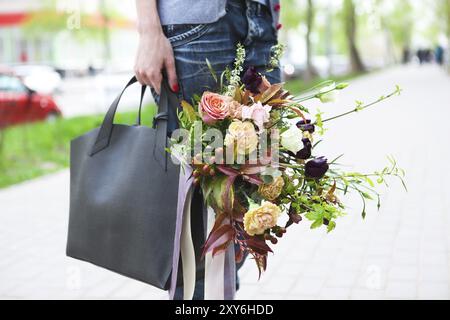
[435,45,444,66]
[417,49,424,64]
[402,47,411,64]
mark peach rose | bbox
[198,92,230,124]
[227,100,243,119]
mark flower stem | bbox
[316,87,401,124]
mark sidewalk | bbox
[0,65,449,299]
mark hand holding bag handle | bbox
[89,76,176,160]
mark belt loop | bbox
[257,3,262,16]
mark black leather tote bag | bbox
[66,76,180,290]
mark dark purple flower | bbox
[297,119,311,125]
[296,138,312,160]
[296,119,315,133]
[305,157,329,179]
[242,66,262,94]
[288,138,312,160]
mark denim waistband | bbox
[228,0,269,16]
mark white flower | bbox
[318,83,338,103]
[281,126,303,154]
[224,120,259,155]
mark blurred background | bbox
[0,0,449,300]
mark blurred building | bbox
[0,0,41,64]
[0,0,138,73]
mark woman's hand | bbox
[134,31,178,95]
[134,0,178,94]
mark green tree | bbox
[281,0,318,79]
[343,0,365,72]
[375,0,414,63]
[447,0,450,40]
[443,0,450,72]
[22,0,122,64]
[22,0,102,40]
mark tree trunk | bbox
[344,0,366,73]
[447,0,450,73]
[100,0,111,65]
[305,0,318,80]
[325,0,333,76]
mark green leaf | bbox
[310,219,323,229]
[180,100,197,124]
[210,176,232,210]
[305,211,320,221]
[330,154,345,165]
[205,58,218,83]
[336,83,349,90]
[261,175,274,184]
[365,177,375,187]
[327,221,336,233]
[201,178,214,204]
[361,192,374,200]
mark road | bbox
[54,73,154,118]
[0,64,449,299]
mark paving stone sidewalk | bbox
[0,65,449,299]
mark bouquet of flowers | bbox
[170,44,405,277]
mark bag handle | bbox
[151,80,177,170]
[89,76,176,157]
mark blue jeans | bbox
[160,0,281,300]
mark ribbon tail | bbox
[169,166,194,300]
[204,206,225,300]
[180,186,196,299]
[224,241,236,300]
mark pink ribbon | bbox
[169,165,236,300]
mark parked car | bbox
[0,71,62,128]
[12,64,62,94]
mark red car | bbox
[0,71,62,128]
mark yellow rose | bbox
[258,176,285,201]
[244,201,281,236]
[224,120,258,155]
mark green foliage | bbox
[0,105,156,189]
[314,109,326,135]
[267,44,286,72]
[381,0,414,48]
[284,72,364,95]
[281,0,306,30]
[227,43,246,95]
[21,0,125,42]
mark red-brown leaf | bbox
[240,165,266,175]
[212,239,233,256]
[202,224,234,258]
[235,246,244,263]
[245,238,273,255]
[242,174,263,186]
[217,165,240,177]
[261,84,283,103]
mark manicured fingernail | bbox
[172,83,179,93]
